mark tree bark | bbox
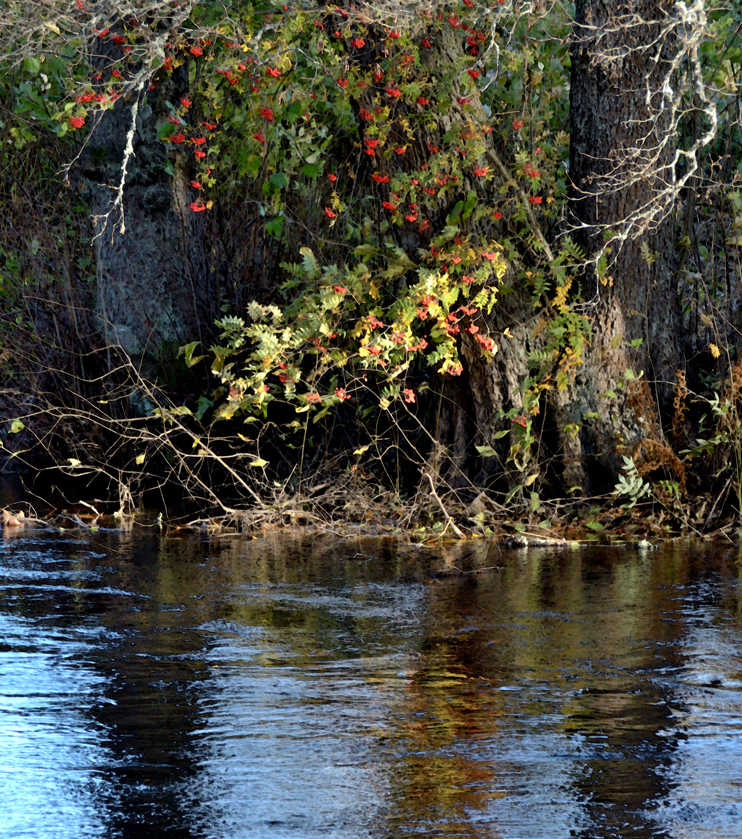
[81,87,211,368]
[557,0,682,493]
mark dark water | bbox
[1,529,742,839]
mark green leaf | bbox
[286,101,303,122]
[586,519,604,531]
[179,341,205,368]
[446,200,465,225]
[462,191,477,221]
[475,444,498,457]
[312,405,331,423]
[302,163,319,178]
[194,396,212,422]
[300,247,319,278]
[9,419,24,434]
[245,154,262,178]
[270,172,290,189]
[266,217,284,238]
[530,491,541,513]
[23,56,41,75]
[504,485,521,505]
[157,122,178,140]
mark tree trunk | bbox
[433,276,535,490]
[556,0,682,493]
[81,87,211,369]
[414,29,539,492]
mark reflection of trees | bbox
[0,530,215,837]
[386,661,504,838]
[88,530,427,836]
[385,544,695,838]
[384,543,504,836]
[87,532,214,839]
[5,528,729,838]
[555,549,686,838]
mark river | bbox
[1,527,741,838]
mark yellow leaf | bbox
[552,276,573,312]
[531,318,547,339]
[45,21,61,34]
[369,281,380,300]
[710,343,721,358]
[250,457,269,468]
[135,453,146,465]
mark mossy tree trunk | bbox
[81,86,215,372]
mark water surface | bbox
[1,529,741,838]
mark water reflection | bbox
[650,562,742,838]
[2,531,742,837]
[0,540,115,838]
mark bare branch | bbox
[572,0,718,285]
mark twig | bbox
[422,470,465,538]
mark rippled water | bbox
[1,529,742,838]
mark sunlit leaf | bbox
[179,341,205,368]
[475,445,497,457]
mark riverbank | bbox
[2,475,737,546]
